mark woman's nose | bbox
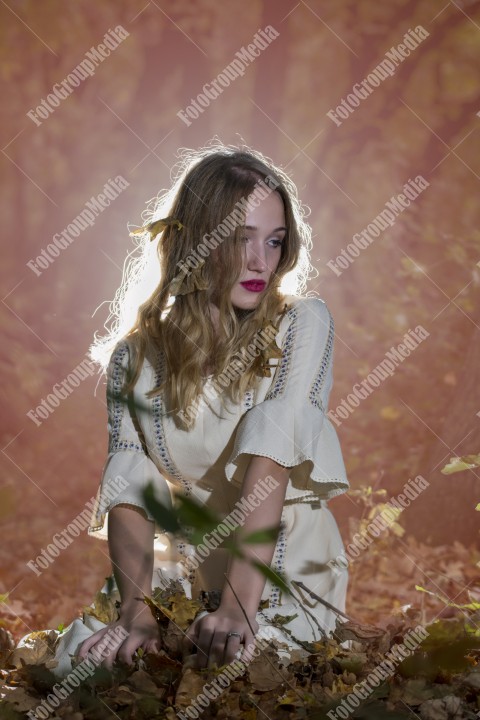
[247,244,267,272]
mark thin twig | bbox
[223,573,306,702]
[292,580,358,623]
[287,584,328,638]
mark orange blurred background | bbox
[1,0,479,638]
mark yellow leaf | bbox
[276,690,305,707]
[390,521,405,537]
[145,592,203,630]
[380,406,401,420]
[83,591,118,624]
[168,595,203,629]
[330,676,352,695]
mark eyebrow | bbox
[244,225,287,232]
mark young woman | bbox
[39,142,349,675]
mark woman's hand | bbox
[78,505,159,670]
[181,457,289,670]
[77,600,161,670]
[183,605,259,669]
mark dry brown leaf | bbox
[111,685,137,706]
[163,620,185,657]
[334,619,385,643]
[83,591,118,624]
[8,629,58,668]
[0,627,15,669]
[246,644,291,691]
[175,667,206,709]
[127,668,160,694]
[0,684,41,712]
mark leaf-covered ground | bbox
[1,531,479,720]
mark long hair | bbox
[89,139,314,429]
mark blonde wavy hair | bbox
[90,139,314,429]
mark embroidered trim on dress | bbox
[264,306,298,401]
[269,514,287,608]
[244,389,254,410]
[308,309,334,413]
[176,540,197,587]
[89,498,152,535]
[109,342,143,454]
[152,351,193,495]
[283,495,326,506]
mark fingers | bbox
[194,628,249,669]
[183,617,224,670]
[182,618,209,665]
[115,626,162,667]
[183,613,260,670]
[182,623,197,656]
[195,624,215,669]
[223,632,243,666]
[78,623,162,672]
[77,626,125,670]
[239,631,257,664]
[116,637,139,667]
[77,627,110,660]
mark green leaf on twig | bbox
[175,495,220,534]
[251,561,291,597]
[144,483,180,533]
[242,526,281,545]
[440,453,480,474]
[415,584,480,611]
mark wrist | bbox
[219,593,260,619]
[120,596,151,618]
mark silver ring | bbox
[226,632,242,640]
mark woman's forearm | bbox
[108,504,155,611]
[220,456,290,617]
[78,505,160,665]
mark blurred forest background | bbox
[1,0,479,640]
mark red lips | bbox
[240,280,266,292]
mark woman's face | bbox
[230,189,286,310]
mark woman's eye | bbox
[241,237,283,246]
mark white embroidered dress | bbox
[53,295,349,676]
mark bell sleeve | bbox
[88,339,173,540]
[225,298,349,500]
